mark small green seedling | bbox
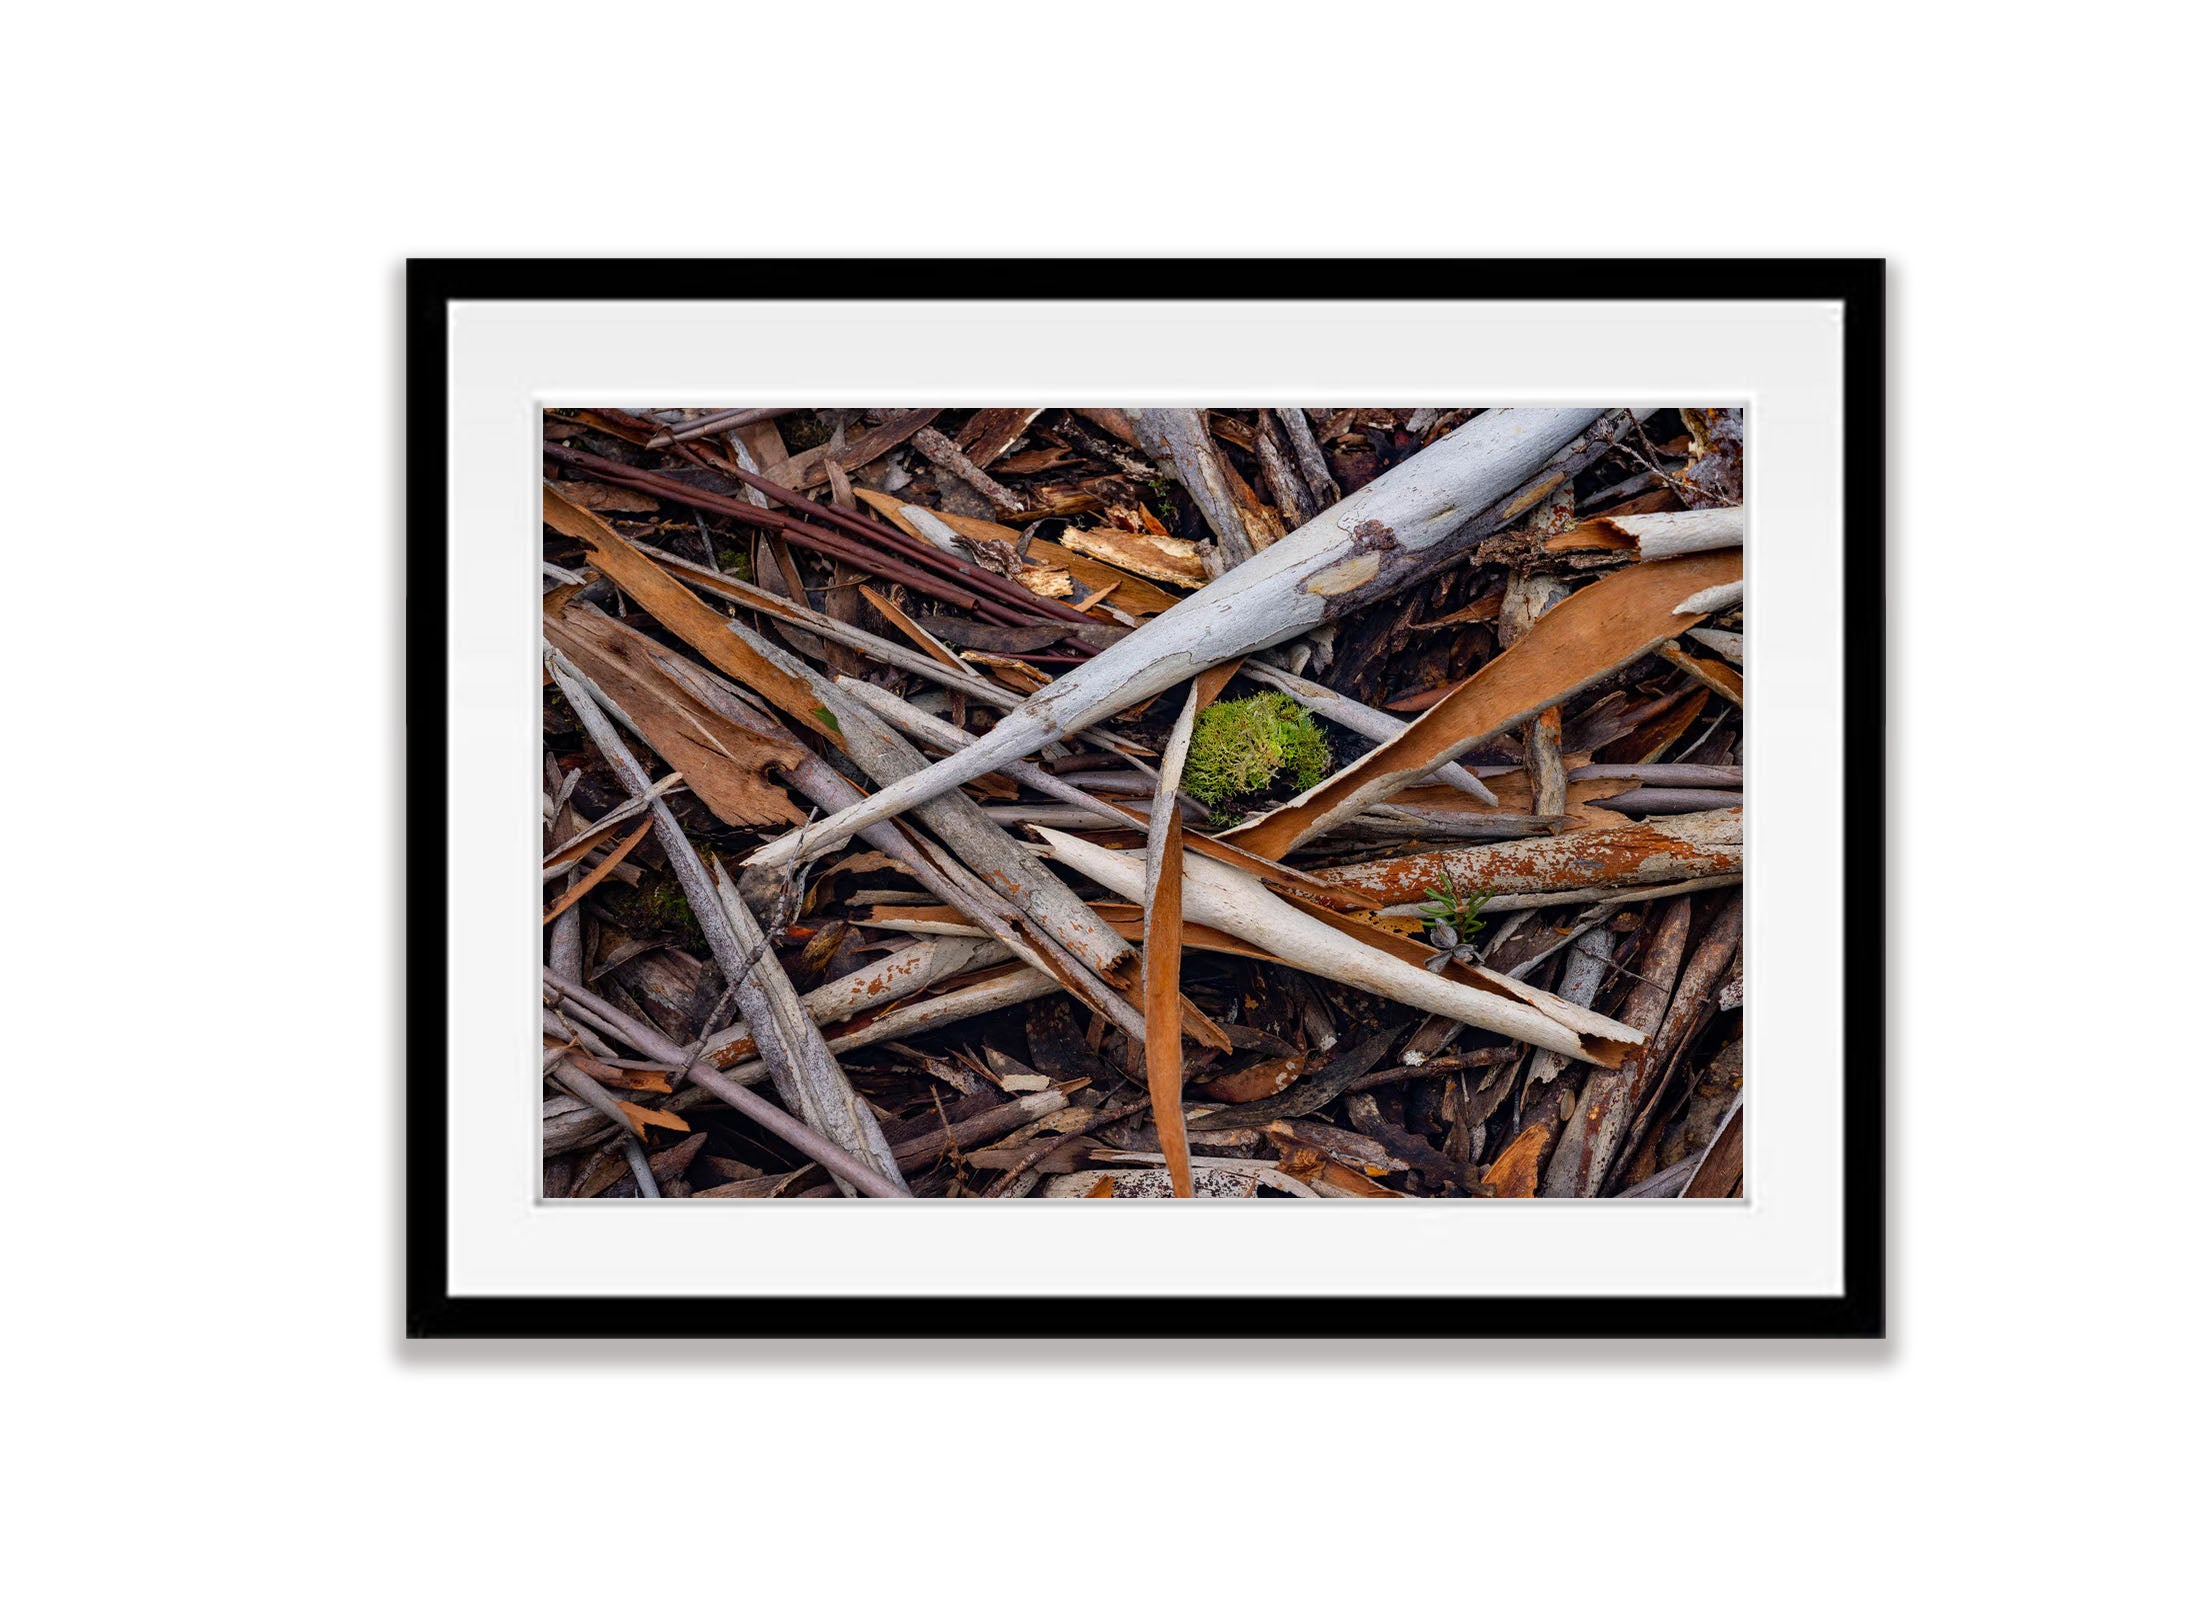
[1420,870,1494,961]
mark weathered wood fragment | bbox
[1545,505,1744,561]
[1127,408,1258,569]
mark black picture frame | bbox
[407,258,1885,1339]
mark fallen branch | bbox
[1277,406,1340,506]
[747,407,1619,871]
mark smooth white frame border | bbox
[446,295,1842,1298]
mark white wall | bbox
[6,5,2184,1596]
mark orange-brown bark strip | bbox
[1143,805,1192,1197]
[546,606,809,828]
[543,484,846,748]
[1307,808,1742,907]
[540,818,653,925]
[1138,661,1235,1200]
[1227,550,1745,859]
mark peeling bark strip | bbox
[1139,662,1239,1199]
[1308,808,1741,906]
[1036,830,1643,1066]
[1544,505,1744,561]
[1142,693,1200,1198]
[746,408,1612,873]
[1227,548,1745,859]
[545,605,809,829]
[544,484,845,748]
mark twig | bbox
[644,406,800,448]
[547,649,908,1193]
[909,426,1028,515]
[1276,406,1340,507]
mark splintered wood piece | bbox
[748,408,1616,872]
[1225,547,1744,858]
[1544,505,1744,561]
[1057,525,1210,587]
[764,408,941,491]
[1127,408,1258,569]
[955,407,1046,468]
[1482,1124,1551,1198]
[853,488,1183,616]
[1277,406,1340,506]
[1255,407,1320,530]
[823,967,1061,1061]
[1606,894,1744,1189]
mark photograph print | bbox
[538,403,1744,1203]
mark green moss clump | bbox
[1182,692,1331,824]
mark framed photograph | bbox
[408,259,1883,1338]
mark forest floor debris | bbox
[541,404,1745,1200]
